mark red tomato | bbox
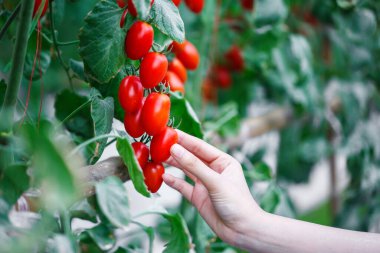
[202,78,217,101]
[141,93,170,136]
[176,40,200,70]
[184,0,204,14]
[240,0,254,10]
[118,76,144,114]
[117,0,127,8]
[168,58,187,82]
[132,142,149,168]
[120,8,128,28]
[125,21,154,60]
[143,162,165,193]
[172,0,181,6]
[140,52,168,89]
[33,0,49,18]
[150,127,178,163]
[170,41,186,55]
[213,67,232,89]
[163,71,185,94]
[225,46,244,72]
[128,0,155,17]
[124,109,145,138]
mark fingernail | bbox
[170,144,185,158]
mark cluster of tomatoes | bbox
[117,0,199,193]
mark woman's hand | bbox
[163,130,263,249]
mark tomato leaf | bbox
[79,0,126,83]
[132,0,152,20]
[116,138,150,197]
[81,223,116,251]
[0,164,29,206]
[69,59,88,82]
[170,93,203,139]
[46,235,76,253]
[245,162,272,181]
[162,213,192,253]
[95,176,131,227]
[260,184,281,213]
[0,80,6,106]
[150,0,185,42]
[254,0,288,28]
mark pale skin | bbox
[163,130,380,253]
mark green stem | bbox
[56,100,91,128]
[48,0,74,90]
[40,30,79,46]
[0,0,34,133]
[60,211,72,237]
[70,133,120,156]
[0,3,21,41]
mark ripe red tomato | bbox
[125,21,154,60]
[143,162,165,193]
[184,0,204,14]
[225,46,244,72]
[33,0,49,18]
[132,142,149,168]
[163,71,185,94]
[150,127,178,163]
[117,0,127,8]
[176,40,200,70]
[202,78,217,101]
[213,66,232,89]
[172,0,181,6]
[240,0,254,10]
[168,58,187,82]
[118,76,144,114]
[124,109,145,138]
[128,0,155,17]
[120,8,128,28]
[141,93,170,136]
[140,52,168,89]
[170,41,185,55]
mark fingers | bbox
[162,173,193,201]
[176,130,225,164]
[170,144,219,191]
[166,157,199,182]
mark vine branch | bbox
[0,3,21,41]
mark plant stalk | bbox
[0,0,34,133]
[0,3,21,41]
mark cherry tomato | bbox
[33,0,49,18]
[128,0,155,17]
[184,0,204,14]
[240,0,254,11]
[141,93,170,136]
[124,109,145,138]
[118,76,144,114]
[170,41,185,55]
[164,71,185,94]
[172,0,181,6]
[150,127,178,163]
[202,78,217,101]
[176,40,200,70]
[117,0,127,8]
[140,52,168,89]
[120,8,128,28]
[132,142,149,168]
[225,46,244,72]
[168,58,187,83]
[213,66,231,89]
[143,162,165,193]
[125,21,154,60]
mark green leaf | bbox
[46,234,76,253]
[204,102,239,138]
[79,0,126,83]
[69,59,87,81]
[150,0,185,42]
[260,184,281,213]
[70,199,97,223]
[116,138,150,197]
[337,0,359,9]
[170,93,203,139]
[162,213,192,253]
[0,164,29,206]
[95,176,131,227]
[245,162,272,181]
[254,0,288,28]
[132,0,152,20]
[0,80,6,107]
[90,89,114,164]
[82,224,116,251]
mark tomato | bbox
[163,71,185,94]
[140,52,168,89]
[120,8,128,28]
[225,46,244,72]
[170,41,185,55]
[202,78,217,101]
[124,109,145,138]
[141,93,170,136]
[143,162,165,193]
[118,76,144,114]
[150,127,178,163]
[172,0,181,7]
[184,0,204,14]
[128,0,155,17]
[125,21,154,60]
[168,58,187,82]
[213,66,231,89]
[132,142,149,168]
[33,0,49,18]
[176,40,200,70]
[240,0,254,11]
[117,0,127,8]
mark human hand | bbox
[163,130,263,249]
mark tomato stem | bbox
[56,99,91,128]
